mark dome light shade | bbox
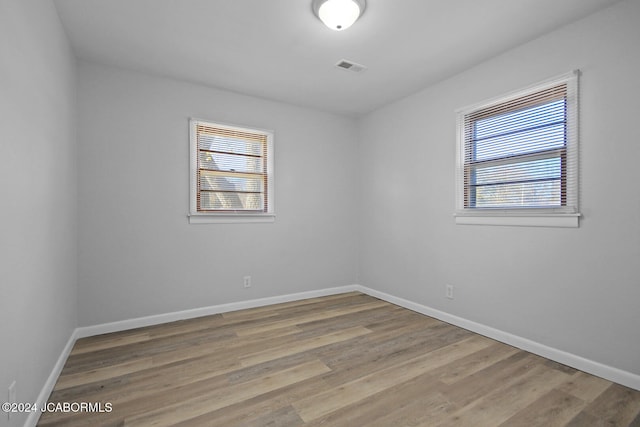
[312,0,366,31]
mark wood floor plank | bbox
[50,353,241,406]
[304,372,454,427]
[239,325,372,367]
[319,322,474,387]
[441,350,540,407]
[41,367,233,426]
[292,334,493,422]
[497,389,586,427]
[564,410,603,427]
[149,324,298,367]
[436,363,572,427]
[220,291,365,321]
[582,383,640,426]
[436,341,520,385]
[557,370,613,402]
[63,326,237,374]
[233,299,388,336]
[292,304,403,338]
[53,357,154,390]
[124,360,331,427]
[173,376,333,427]
[70,332,152,355]
[37,292,640,427]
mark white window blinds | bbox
[456,71,579,223]
[190,120,274,218]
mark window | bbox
[455,71,580,227]
[189,119,274,223]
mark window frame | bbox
[189,118,275,224]
[454,71,580,228]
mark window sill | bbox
[188,214,275,224]
[454,213,580,228]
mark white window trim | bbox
[188,214,275,224]
[454,71,580,228]
[454,213,580,228]
[188,118,275,224]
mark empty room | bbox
[2,0,640,425]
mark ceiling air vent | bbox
[335,59,367,73]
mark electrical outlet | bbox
[243,276,252,288]
[446,284,454,300]
[8,381,16,420]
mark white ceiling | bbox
[54,0,621,116]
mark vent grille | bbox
[335,59,367,73]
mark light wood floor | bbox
[38,292,640,426]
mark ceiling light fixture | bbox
[312,0,366,31]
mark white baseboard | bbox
[76,285,360,338]
[30,285,358,426]
[25,329,79,427]
[354,285,640,392]
[34,281,638,422]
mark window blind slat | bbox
[191,120,273,215]
[456,72,579,216]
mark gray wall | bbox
[0,1,78,426]
[76,62,359,326]
[358,0,640,375]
